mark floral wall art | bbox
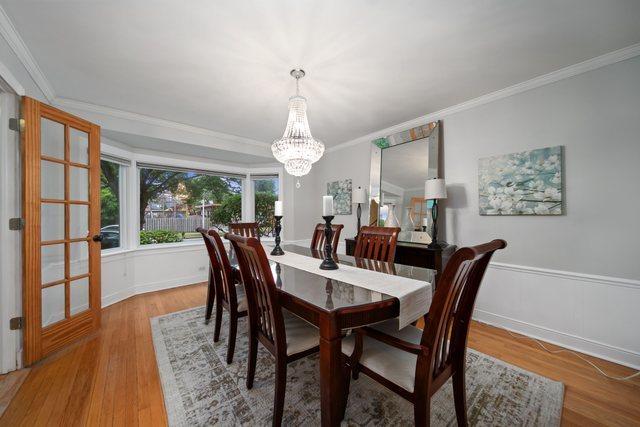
[327,179,352,215]
[478,146,563,215]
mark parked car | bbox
[100,225,120,249]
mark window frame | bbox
[136,163,246,247]
[99,156,128,254]
[250,174,280,240]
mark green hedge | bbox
[139,229,183,245]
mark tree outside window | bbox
[138,168,244,244]
[100,160,121,249]
[253,177,279,237]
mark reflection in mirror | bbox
[369,121,440,244]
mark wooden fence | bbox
[143,216,213,232]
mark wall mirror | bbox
[368,121,440,244]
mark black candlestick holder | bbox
[270,215,284,256]
[319,215,339,270]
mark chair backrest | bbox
[353,226,400,263]
[419,239,507,388]
[226,233,285,354]
[310,223,344,252]
[196,227,220,297]
[207,229,241,308]
[229,222,260,240]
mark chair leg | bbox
[246,334,258,389]
[414,395,430,427]
[350,332,364,380]
[204,269,215,324]
[226,311,238,364]
[272,359,287,427]
[452,369,468,427]
[213,299,223,343]
[340,354,351,420]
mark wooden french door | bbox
[22,97,101,365]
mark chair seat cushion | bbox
[342,319,422,393]
[235,284,248,312]
[283,310,319,356]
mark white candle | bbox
[422,218,429,227]
[274,200,283,216]
[322,196,334,216]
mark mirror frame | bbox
[368,120,441,228]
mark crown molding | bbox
[0,5,55,101]
[327,42,640,154]
[54,97,271,149]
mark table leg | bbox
[319,315,344,427]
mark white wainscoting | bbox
[476,263,640,370]
[101,243,209,309]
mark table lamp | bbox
[352,186,367,238]
[424,178,447,248]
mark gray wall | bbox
[300,56,640,280]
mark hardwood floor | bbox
[1,282,639,426]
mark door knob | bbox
[92,234,103,242]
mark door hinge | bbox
[9,217,24,230]
[8,117,24,132]
[9,317,23,330]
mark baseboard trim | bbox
[101,288,136,308]
[101,274,207,309]
[473,309,640,370]
[134,274,207,295]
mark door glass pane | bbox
[41,244,65,284]
[69,204,89,239]
[41,203,65,241]
[69,241,88,277]
[69,127,88,164]
[69,166,88,201]
[42,284,65,327]
[70,277,89,316]
[41,118,65,160]
[41,160,64,200]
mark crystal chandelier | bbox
[272,69,325,178]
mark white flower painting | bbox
[479,146,563,215]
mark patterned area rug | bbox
[151,307,563,426]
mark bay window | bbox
[137,164,244,245]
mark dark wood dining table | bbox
[229,243,435,426]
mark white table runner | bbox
[264,246,432,329]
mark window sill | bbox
[136,241,204,251]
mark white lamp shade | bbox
[425,178,447,200]
[353,187,367,204]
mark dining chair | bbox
[196,227,219,324]
[229,222,260,240]
[342,239,507,426]
[199,228,248,364]
[226,233,320,426]
[353,226,401,263]
[310,223,344,252]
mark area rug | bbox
[151,307,563,426]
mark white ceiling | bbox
[3,0,640,147]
